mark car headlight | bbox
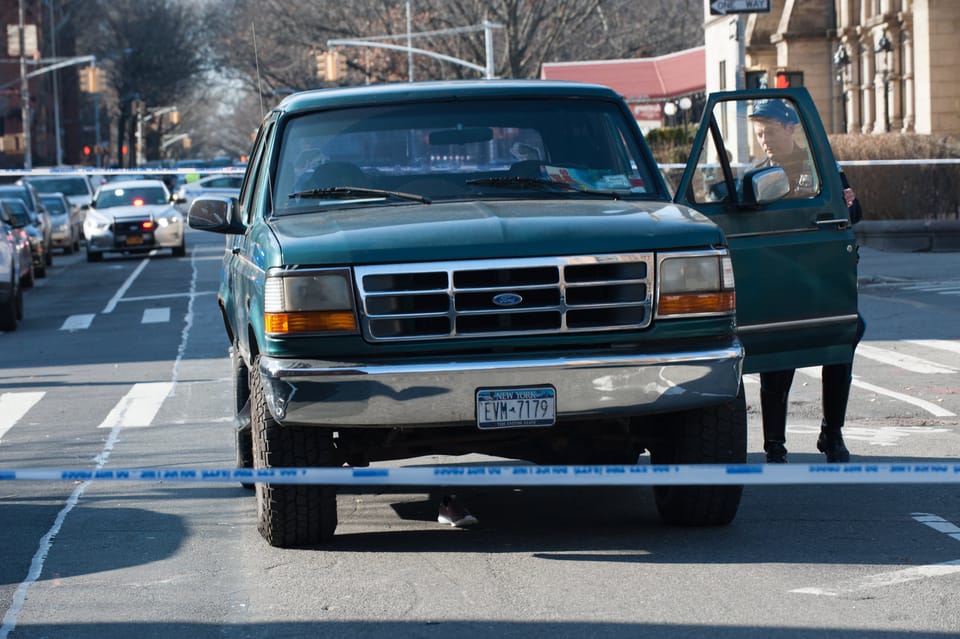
[656,251,735,317]
[263,268,358,335]
[83,210,111,234]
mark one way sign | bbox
[710,0,771,14]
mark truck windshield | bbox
[274,98,658,214]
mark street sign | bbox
[710,0,771,15]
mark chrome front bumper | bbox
[258,344,744,428]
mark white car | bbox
[83,179,185,262]
[174,174,243,211]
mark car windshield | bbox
[25,177,90,196]
[95,186,169,208]
[273,98,657,214]
[40,197,67,215]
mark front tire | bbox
[250,355,338,547]
[231,343,254,489]
[0,275,18,331]
[86,248,102,263]
[648,389,747,526]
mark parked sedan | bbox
[39,192,82,254]
[83,179,185,261]
[0,202,24,330]
[174,174,242,211]
[0,183,52,268]
[1,198,46,278]
[0,199,34,288]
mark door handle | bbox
[815,217,850,229]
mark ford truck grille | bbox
[355,254,654,342]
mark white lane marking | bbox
[785,424,950,447]
[96,382,174,428]
[0,392,45,441]
[790,560,960,596]
[796,368,956,418]
[850,378,956,418]
[907,339,960,356]
[791,513,960,597]
[101,257,150,314]
[60,314,95,331]
[913,513,960,542]
[142,307,170,324]
[854,344,958,374]
[121,291,216,303]
[2,248,200,639]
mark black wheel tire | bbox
[21,264,34,289]
[35,261,46,278]
[63,243,73,255]
[649,388,747,526]
[86,249,102,263]
[0,275,18,331]
[172,242,186,257]
[231,343,254,489]
[45,248,52,266]
[250,354,338,547]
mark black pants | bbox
[759,314,866,449]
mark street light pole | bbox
[18,0,32,169]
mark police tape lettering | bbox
[2,463,960,486]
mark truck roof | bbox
[274,79,623,115]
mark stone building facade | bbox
[704,0,960,136]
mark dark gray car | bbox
[0,183,52,269]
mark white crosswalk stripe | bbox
[59,307,172,331]
[0,392,45,441]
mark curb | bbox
[855,220,960,252]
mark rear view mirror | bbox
[428,127,493,145]
[740,167,790,206]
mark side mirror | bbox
[740,167,790,206]
[188,196,246,234]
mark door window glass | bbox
[688,98,820,204]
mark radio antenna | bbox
[253,23,265,119]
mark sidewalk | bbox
[857,245,958,284]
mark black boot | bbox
[817,363,852,463]
[760,370,794,463]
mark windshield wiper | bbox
[289,186,431,204]
[465,176,621,199]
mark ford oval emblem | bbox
[492,293,523,307]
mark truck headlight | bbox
[656,251,735,317]
[263,268,358,335]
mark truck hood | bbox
[270,199,723,265]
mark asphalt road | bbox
[0,231,958,638]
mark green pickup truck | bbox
[189,81,859,547]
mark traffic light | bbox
[774,70,804,88]
[78,66,105,93]
[316,51,347,82]
[745,70,768,90]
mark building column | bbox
[860,39,876,134]
[900,16,915,133]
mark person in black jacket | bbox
[749,100,865,463]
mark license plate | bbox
[476,387,556,429]
[125,236,144,246]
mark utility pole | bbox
[18,0,32,169]
[46,0,63,166]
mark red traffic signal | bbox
[774,70,804,88]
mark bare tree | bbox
[73,0,208,165]
[213,0,702,94]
